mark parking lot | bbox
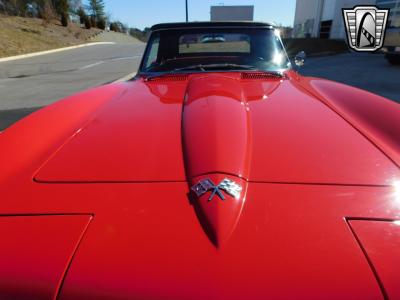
[301,52,400,103]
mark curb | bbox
[0,42,116,63]
[288,50,350,59]
[113,71,137,83]
[307,50,350,57]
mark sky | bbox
[103,0,297,30]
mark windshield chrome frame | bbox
[137,25,292,77]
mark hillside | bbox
[0,14,102,58]
[91,30,144,44]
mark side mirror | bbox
[294,51,306,68]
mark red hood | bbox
[1,72,400,299]
[32,72,399,185]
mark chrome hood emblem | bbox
[191,178,242,201]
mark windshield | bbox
[139,27,290,74]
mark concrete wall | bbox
[210,6,254,21]
[330,0,376,39]
[293,0,377,38]
[377,0,400,27]
[293,0,323,37]
[321,0,335,21]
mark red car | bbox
[1,22,400,300]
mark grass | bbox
[0,14,102,58]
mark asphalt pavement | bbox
[0,42,145,130]
[301,52,400,103]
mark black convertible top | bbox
[151,21,274,31]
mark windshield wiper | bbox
[204,63,257,70]
[173,64,206,72]
[244,70,286,78]
[143,64,206,81]
[174,63,257,72]
[143,63,280,81]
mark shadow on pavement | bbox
[0,106,42,131]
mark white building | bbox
[378,0,400,27]
[210,5,254,21]
[293,0,400,38]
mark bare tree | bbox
[54,0,69,26]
